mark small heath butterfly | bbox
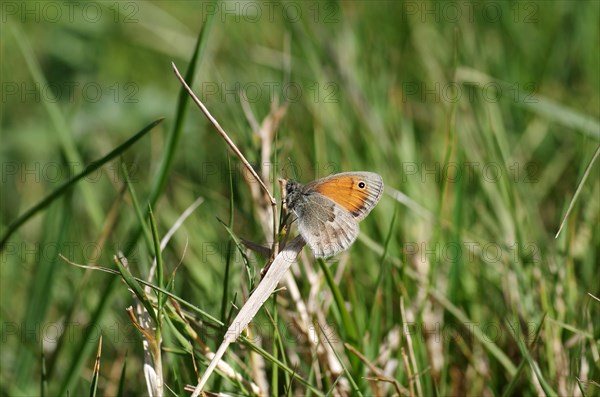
[285,172,384,257]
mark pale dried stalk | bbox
[401,297,423,397]
[238,93,290,394]
[146,196,204,293]
[191,235,306,396]
[171,62,276,206]
[239,95,288,244]
[140,197,204,396]
[119,253,163,397]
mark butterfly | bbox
[285,172,384,257]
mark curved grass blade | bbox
[555,144,600,238]
[116,352,127,397]
[113,254,157,324]
[0,118,164,250]
[121,162,153,250]
[507,315,558,396]
[321,327,363,397]
[9,20,104,228]
[221,155,236,322]
[456,67,600,140]
[318,258,361,375]
[318,258,359,345]
[147,203,165,315]
[502,313,547,397]
[89,335,102,397]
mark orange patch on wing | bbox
[314,176,369,217]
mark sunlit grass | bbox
[1,1,598,396]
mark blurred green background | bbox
[1,1,599,396]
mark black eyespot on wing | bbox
[357,181,366,189]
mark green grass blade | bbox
[503,314,544,397]
[40,344,47,397]
[15,199,70,390]
[57,279,115,395]
[431,291,518,376]
[163,313,194,354]
[501,358,528,397]
[0,118,164,250]
[555,144,600,238]
[9,20,104,228]
[89,337,102,397]
[59,258,224,326]
[116,353,127,397]
[318,258,362,376]
[121,162,153,250]
[456,67,600,139]
[507,315,558,396]
[148,204,164,313]
[148,5,215,203]
[318,258,358,344]
[220,155,235,322]
[321,332,362,397]
[238,334,324,396]
[113,255,157,324]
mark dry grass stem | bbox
[171,62,276,207]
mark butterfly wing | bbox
[295,193,359,257]
[308,172,384,221]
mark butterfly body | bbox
[285,172,384,257]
